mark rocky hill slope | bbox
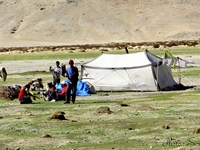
[0,0,200,47]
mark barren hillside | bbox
[0,0,200,47]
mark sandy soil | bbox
[0,0,200,47]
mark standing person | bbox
[64,59,79,104]
[49,61,62,85]
[18,84,32,104]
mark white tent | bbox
[81,50,177,92]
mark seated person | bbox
[57,81,68,101]
[18,84,32,104]
[43,82,57,101]
[46,82,55,90]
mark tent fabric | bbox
[55,83,62,93]
[76,80,90,96]
[83,51,153,69]
[81,50,177,92]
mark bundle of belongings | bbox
[0,84,21,100]
[0,67,7,82]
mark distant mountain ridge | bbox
[0,0,200,47]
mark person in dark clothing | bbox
[18,84,32,104]
[43,82,57,102]
[64,59,79,104]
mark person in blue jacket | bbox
[64,59,79,104]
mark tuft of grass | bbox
[173,69,200,77]
[10,70,49,76]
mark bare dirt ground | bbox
[0,58,88,74]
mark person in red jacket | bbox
[18,84,32,104]
[57,81,68,101]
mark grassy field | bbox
[0,47,200,150]
[1,46,200,61]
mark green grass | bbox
[0,47,200,150]
[9,71,49,76]
[0,51,103,61]
[173,69,200,77]
[0,90,200,150]
[1,46,200,61]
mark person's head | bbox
[56,61,60,66]
[25,84,30,90]
[61,81,66,86]
[28,80,34,85]
[69,59,74,66]
[47,82,53,88]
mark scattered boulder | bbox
[97,106,113,114]
[117,102,130,107]
[42,134,52,138]
[49,111,67,120]
[192,128,200,134]
[162,124,170,129]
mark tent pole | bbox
[157,63,159,90]
[176,58,181,84]
[125,47,129,54]
[178,67,181,84]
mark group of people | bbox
[18,59,79,104]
